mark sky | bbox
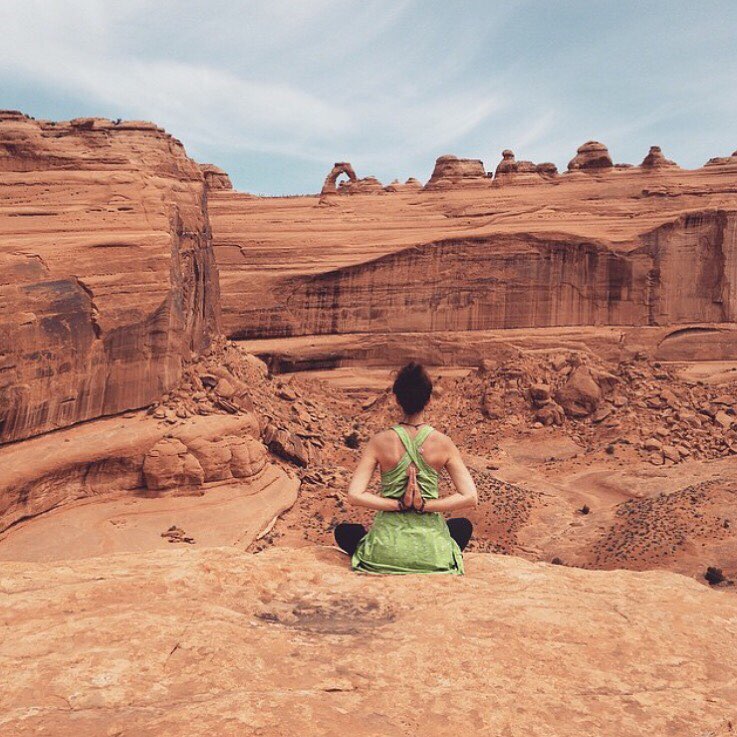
[1,0,736,195]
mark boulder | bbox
[715,410,733,429]
[263,423,310,467]
[142,438,204,490]
[529,383,552,406]
[534,401,565,426]
[186,436,234,481]
[225,435,268,478]
[481,393,505,420]
[555,365,603,417]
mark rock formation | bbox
[320,161,357,194]
[0,111,220,443]
[0,336,321,533]
[5,109,737,737]
[143,433,267,491]
[199,163,233,190]
[640,145,678,169]
[214,211,737,342]
[567,140,614,170]
[424,154,489,190]
[493,149,559,184]
[705,149,737,167]
[340,175,384,194]
[2,545,736,735]
[384,177,422,192]
[210,145,737,365]
[320,162,384,195]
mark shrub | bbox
[705,566,726,585]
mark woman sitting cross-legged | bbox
[334,362,478,575]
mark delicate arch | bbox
[321,162,357,194]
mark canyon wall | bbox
[0,111,221,443]
[227,212,736,338]
[210,159,737,350]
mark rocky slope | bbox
[0,111,220,443]
[1,546,735,736]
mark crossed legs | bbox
[334,518,473,556]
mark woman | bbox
[334,362,478,574]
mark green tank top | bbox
[351,424,464,575]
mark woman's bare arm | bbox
[423,440,478,513]
[346,438,402,512]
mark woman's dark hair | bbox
[392,362,432,415]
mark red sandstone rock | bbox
[0,111,220,443]
[320,161,384,195]
[143,437,205,490]
[567,140,614,170]
[339,175,384,194]
[384,177,422,192]
[424,154,489,190]
[321,161,357,194]
[555,365,603,417]
[227,434,268,478]
[210,154,737,361]
[199,163,233,190]
[3,546,736,736]
[493,149,559,184]
[640,146,678,169]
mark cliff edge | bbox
[1,545,735,736]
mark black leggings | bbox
[334,517,473,556]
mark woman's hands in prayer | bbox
[401,464,425,512]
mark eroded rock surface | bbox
[1,546,735,736]
[0,111,221,443]
[200,163,233,190]
[210,145,737,361]
[640,145,678,169]
[424,154,488,189]
[493,148,558,184]
[567,139,613,170]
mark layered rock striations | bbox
[493,149,559,185]
[223,211,737,338]
[199,163,233,190]
[640,145,678,169]
[424,154,489,190]
[567,140,614,171]
[0,111,220,443]
[210,152,737,352]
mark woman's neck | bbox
[400,412,425,427]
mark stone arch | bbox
[321,162,357,194]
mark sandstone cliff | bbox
[210,161,737,356]
[1,546,735,736]
[0,111,221,443]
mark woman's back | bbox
[351,423,465,575]
[339,361,477,575]
[372,424,451,475]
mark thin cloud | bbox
[1,0,736,193]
